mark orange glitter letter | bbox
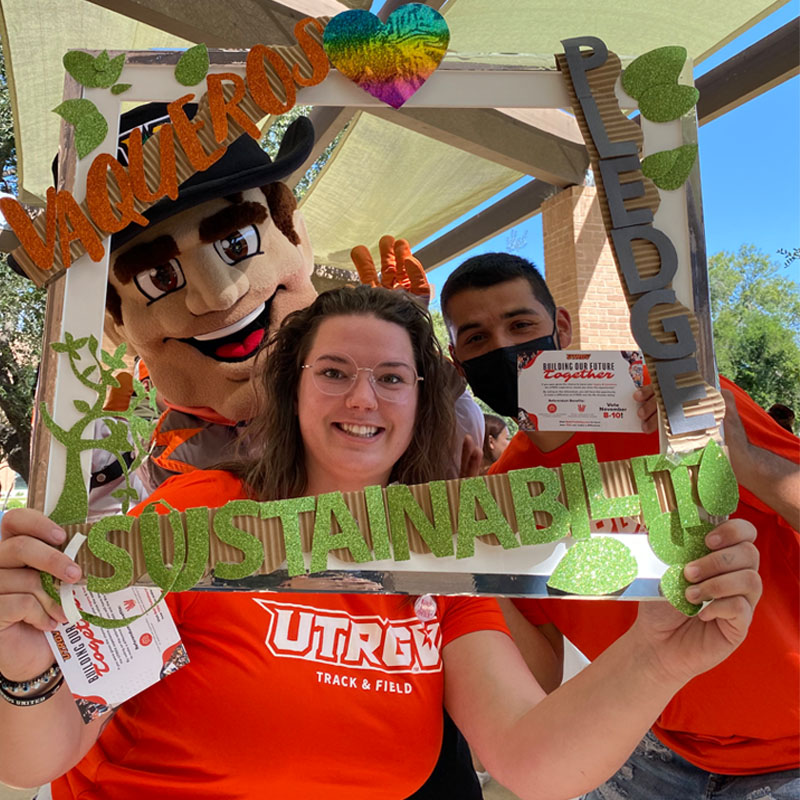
[207,73,261,144]
[293,18,329,87]
[168,94,226,173]
[0,189,57,271]
[246,45,296,115]
[86,154,149,234]
[56,191,104,269]
[127,124,179,204]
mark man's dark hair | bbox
[767,403,795,433]
[440,253,556,324]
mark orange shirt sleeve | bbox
[130,469,247,516]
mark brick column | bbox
[541,185,635,349]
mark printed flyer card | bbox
[46,587,189,722]
[517,350,644,432]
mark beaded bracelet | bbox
[0,663,63,698]
[0,675,65,707]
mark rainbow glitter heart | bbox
[323,5,450,109]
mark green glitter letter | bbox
[578,444,640,521]
[508,468,569,545]
[261,496,315,578]
[364,485,391,561]
[310,492,372,573]
[139,509,186,591]
[172,507,211,591]
[386,482,454,560]
[561,462,590,541]
[455,477,519,559]
[86,515,135,593]
[213,500,265,580]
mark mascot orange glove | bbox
[351,235,432,306]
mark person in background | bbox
[481,414,510,473]
[440,251,799,800]
[0,287,760,800]
[767,403,796,434]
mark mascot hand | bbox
[351,235,432,306]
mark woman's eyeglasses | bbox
[301,353,422,402]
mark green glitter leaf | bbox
[660,563,702,616]
[63,50,125,89]
[548,537,638,595]
[111,83,131,95]
[53,99,108,159]
[697,439,739,516]
[622,46,698,122]
[641,144,698,190]
[638,84,699,123]
[622,46,688,99]
[175,43,209,86]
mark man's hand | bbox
[634,384,658,434]
[634,518,761,686]
[351,235,432,306]
[722,388,800,527]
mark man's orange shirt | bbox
[491,377,800,775]
[53,471,509,799]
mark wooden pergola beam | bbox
[418,179,556,271]
[363,107,589,187]
[84,0,352,46]
[697,16,799,124]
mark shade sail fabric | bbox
[299,111,523,269]
[0,0,786,270]
[0,0,191,204]
[441,0,789,66]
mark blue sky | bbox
[419,2,799,308]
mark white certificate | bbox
[517,349,645,432]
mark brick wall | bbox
[542,185,636,350]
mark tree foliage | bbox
[709,245,800,412]
[0,42,45,484]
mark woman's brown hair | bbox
[235,285,459,501]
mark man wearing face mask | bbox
[441,252,800,800]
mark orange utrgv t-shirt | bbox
[492,376,800,775]
[53,471,509,800]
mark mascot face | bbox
[109,187,316,421]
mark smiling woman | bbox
[240,286,456,500]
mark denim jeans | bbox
[582,731,800,800]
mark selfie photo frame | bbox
[5,10,734,619]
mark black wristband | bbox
[0,663,62,697]
[0,675,64,707]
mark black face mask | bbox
[460,334,558,417]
